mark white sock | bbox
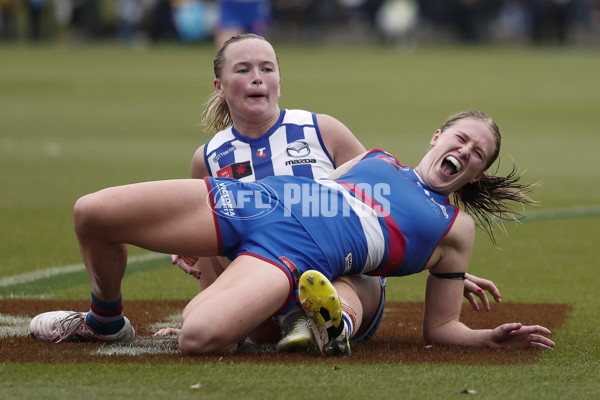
[342,312,353,338]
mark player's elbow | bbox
[422,321,451,346]
[422,328,436,345]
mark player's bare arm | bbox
[316,114,366,167]
[190,144,210,179]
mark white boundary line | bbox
[0,253,166,288]
[524,205,600,221]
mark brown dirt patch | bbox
[0,299,571,365]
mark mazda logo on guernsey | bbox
[208,181,278,220]
[286,140,310,157]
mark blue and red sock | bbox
[85,293,125,336]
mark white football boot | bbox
[29,311,135,343]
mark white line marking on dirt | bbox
[94,336,180,356]
[0,314,30,338]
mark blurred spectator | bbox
[52,0,102,42]
[25,0,46,41]
[571,0,596,27]
[54,0,72,29]
[0,0,17,40]
[375,0,419,43]
[173,0,214,42]
[115,0,149,41]
[0,0,593,46]
[450,0,503,42]
[548,0,574,43]
[214,0,271,48]
[272,0,338,42]
[148,0,177,42]
[72,0,100,38]
[340,0,385,31]
[526,0,574,44]
[492,0,529,41]
[417,0,450,24]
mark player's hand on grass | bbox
[491,323,555,349]
[153,327,181,336]
[464,273,502,312]
[172,255,201,279]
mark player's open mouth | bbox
[441,156,461,175]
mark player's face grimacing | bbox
[416,118,496,195]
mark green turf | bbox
[1,361,599,400]
[1,43,599,399]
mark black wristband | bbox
[429,271,466,280]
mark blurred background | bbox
[2,6,599,398]
[1,0,599,47]
[1,1,599,280]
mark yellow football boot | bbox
[298,270,350,356]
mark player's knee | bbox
[179,322,237,355]
[73,194,103,237]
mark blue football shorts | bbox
[205,176,386,341]
[205,177,330,308]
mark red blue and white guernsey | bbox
[338,149,458,276]
[257,149,460,279]
[204,109,335,181]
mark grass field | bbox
[1,42,599,399]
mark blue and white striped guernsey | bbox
[204,109,335,181]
